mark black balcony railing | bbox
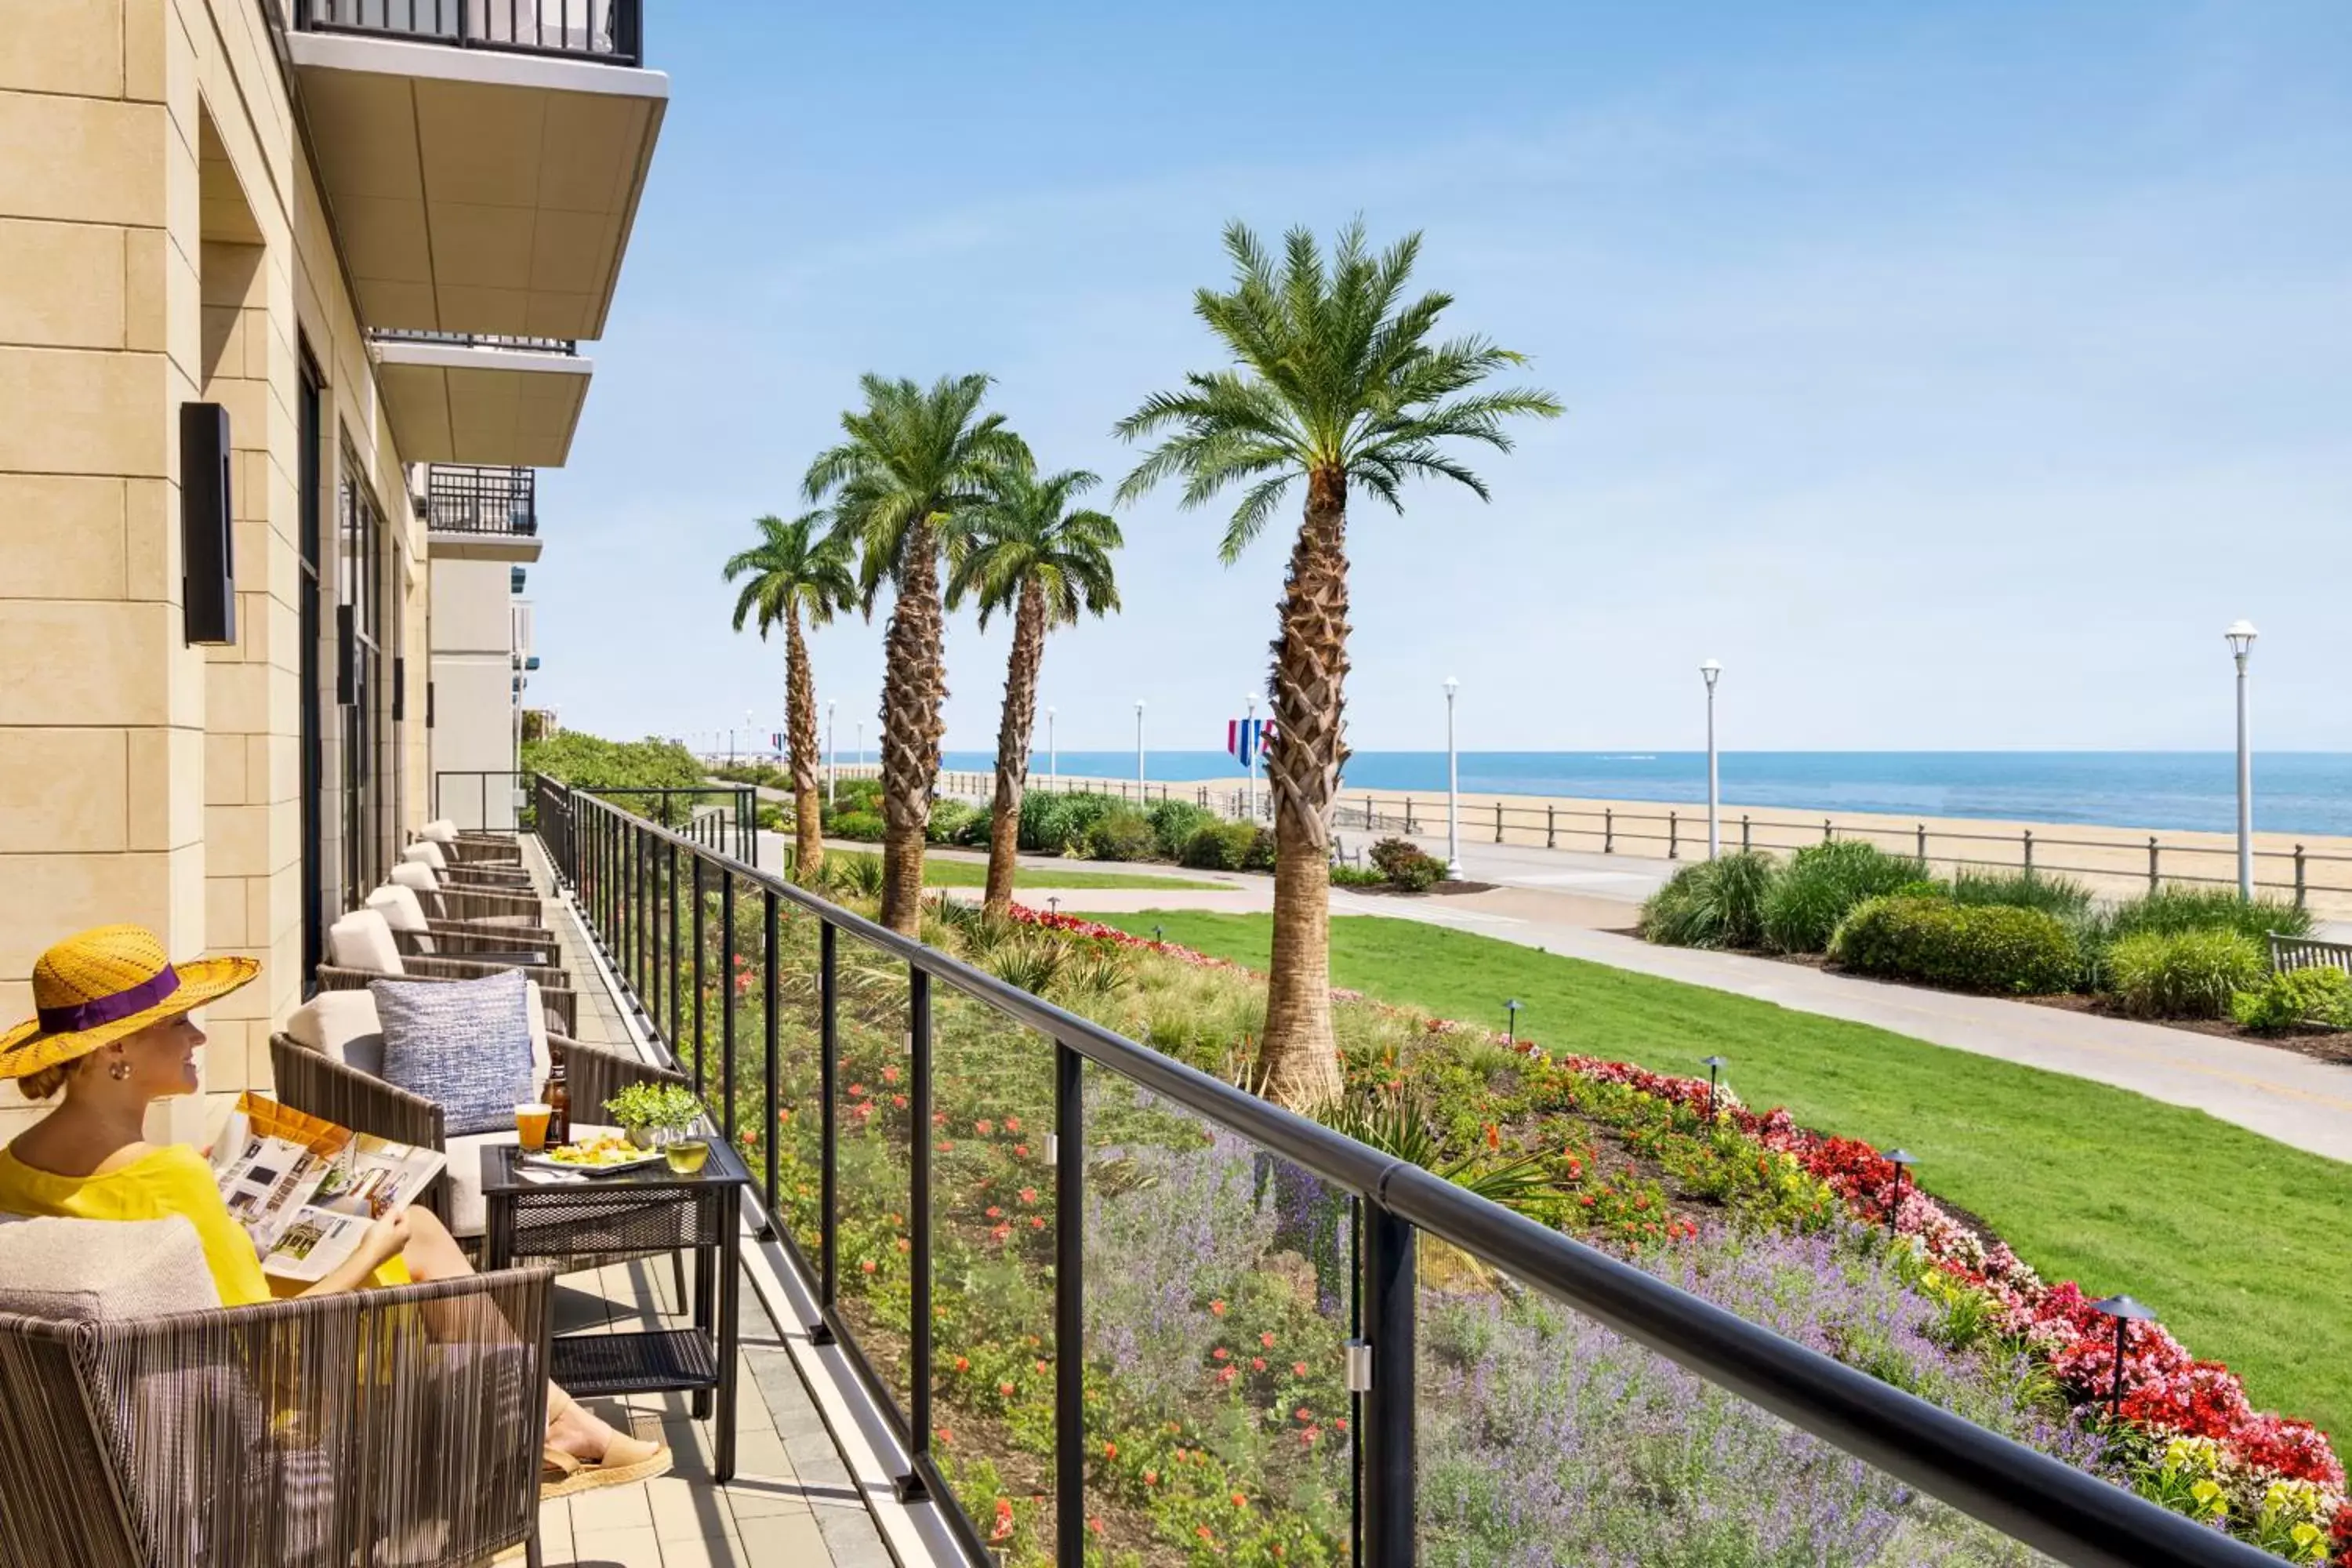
[425,466,537,537]
[374,328,579,355]
[293,0,642,67]
[533,776,2274,1568]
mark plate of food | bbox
[522,1134,664,1175]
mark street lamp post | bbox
[1443,677,1463,877]
[1047,706,1057,787]
[2226,622,2257,898]
[1136,700,1147,796]
[826,699,837,808]
[1700,660,1723,859]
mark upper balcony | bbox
[421,461,543,561]
[286,1,666,340]
[375,329,593,468]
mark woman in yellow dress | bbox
[0,924,670,1497]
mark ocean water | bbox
[938,750,2352,838]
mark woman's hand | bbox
[299,1210,413,1298]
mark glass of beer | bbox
[515,1102,554,1153]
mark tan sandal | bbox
[569,1432,674,1492]
[541,1445,593,1500]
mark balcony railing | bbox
[374,328,579,355]
[292,0,642,67]
[425,466,536,537]
[534,775,2274,1568]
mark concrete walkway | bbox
[1019,870,2352,1166]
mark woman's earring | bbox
[108,1060,132,1081]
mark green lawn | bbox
[1102,911,2352,1443]
[829,851,1226,891]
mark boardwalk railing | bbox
[535,771,2272,1568]
[930,773,2347,908]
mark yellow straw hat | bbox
[0,925,259,1080]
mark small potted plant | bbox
[604,1083,706,1170]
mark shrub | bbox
[2230,965,2352,1033]
[1083,808,1158,862]
[1020,789,1120,855]
[829,810,885,842]
[1367,837,1446,891]
[1146,800,1218,859]
[926,800,984,845]
[1330,863,1386,887]
[1828,896,2082,995]
[1759,840,1929,954]
[2107,928,2266,1018]
[1948,868,2094,919]
[756,803,785,833]
[1180,820,1272,872]
[826,776,883,819]
[2107,885,2313,945]
[1639,853,1778,949]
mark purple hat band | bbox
[36,966,183,1036]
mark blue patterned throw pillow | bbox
[372,970,536,1137]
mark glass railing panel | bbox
[829,928,918,1420]
[924,979,1059,1562]
[1083,1062,1356,1565]
[1414,1228,2071,1566]
[761,896,829,1265]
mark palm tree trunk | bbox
[878,519,948,933]
[984,579,1049,916]
[1258,468,1350,1109]
[784,610,824,884]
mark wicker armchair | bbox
[315,960,579,1036]
[404,844,532,892]
[270,1031,681,1154]
[393,921,557,966]
[0,1267,556,1568]
[392,865,552,928]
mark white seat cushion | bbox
[327,907,404,974]
[403,841,448,872]
[285,989,388,1078]
[441,1131,517,1239]
[0,1215,221,1320]
[421,819,459,844]
[390,862,441,895]
[365,885,434,952]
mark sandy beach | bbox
[928,766,2352,916]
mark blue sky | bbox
[528,1,2352,756]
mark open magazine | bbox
[209,1092,446,1285]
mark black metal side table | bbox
[481,1138,750,1479]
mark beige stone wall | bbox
[0,0,422,1142]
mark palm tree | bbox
[806,373,1027,933]
[949,463,1123,916]
[722,511,855,884]
[1116,220,1562,1109]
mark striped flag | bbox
[1228,717,1269,768]
[770,731,783,751]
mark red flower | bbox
[859,1258,877,1275]
[1004,1116,1022,1132]
[954,1356,969,1372]
[936,1428,953,1444]
[1030,1216,1045,1230]
[1013,1143,1030,1158]
[975,1119,994,1135]
[847,1083,866,1098]
[1251,1357,1267,1372]
[1259,1331,1276,1349]
[1212,1347,1229,1361]
[991,1497,1014,1542]
[1292,1362,1308,1377]
[1019,1187,1038,1204]
[1209,1299,1227,1316]
[881,1065,899,1083]
[1102,1441,1117,1460]
[999,1381,1015,1397]
[985,1206,1003,1219]
[1144,1469,1159,1486]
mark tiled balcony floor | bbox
[519,839,916,1568]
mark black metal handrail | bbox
[539,773,2276,1568]
[425,465,537,537]
[293,0,642,67]
[374,329,580,355]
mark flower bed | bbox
[700,895,2345,1564]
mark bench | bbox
[2268,933,2352,976]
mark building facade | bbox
[0,0,662,1142]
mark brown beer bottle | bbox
[546,1057,572,1146]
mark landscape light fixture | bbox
[1701,1054,1729,1123]
[2089,1295,2158,1419]
[1700,660,1723,860]
[1504,997,1520,1047]
[1153,924,1164,946]
[1882,1149,1916,1232]
[1047,897,1060,917]
[2225,621,2257,898]
[1443,677,1464,878]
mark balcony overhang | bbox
[427,527,544,564]
[288,28,666,338]
[376,337,592,467]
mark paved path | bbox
[1019,871,2352,1165]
